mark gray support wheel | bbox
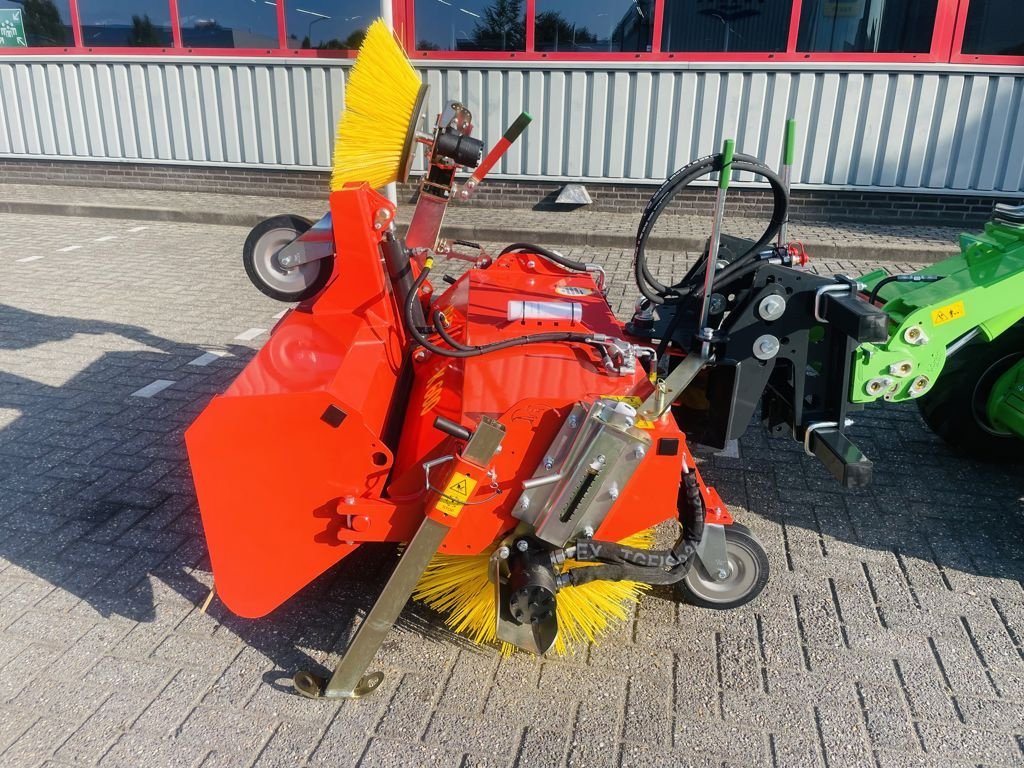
[243,215,333,302]
[677,523,769,610]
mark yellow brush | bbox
[413,529,655,656]
[331,19,428,191]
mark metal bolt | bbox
[757,294,787,321]
[279,255,294,267]
[903,326,929,346]
[752,334,780,361]
[716,569,729,580]
[568,415,579,429]
[413,349,427,362]
[517,497,530,511]
[633,446,646,460]
[582,526,595,538]
[516,539,529,552]
[496,546,510,560]
[908,375,930,398]
[543,457,554,470]
[608,485,619,501]
[526,260,536,269]
[342,496,356,506]
[866,376,894,395]
[888,360,913,377]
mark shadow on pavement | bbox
[1,303,1021,694]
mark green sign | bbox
[0,9,27,48]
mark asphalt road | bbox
[0,212,1021,768]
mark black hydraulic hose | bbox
[635,152,789,305]
[500,242,588,272]
[564,467,706,587]
[404,260,600,359]
[867,273,944,306]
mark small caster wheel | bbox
[243,214,334,302]
[677,523,769,609]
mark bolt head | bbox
[497,546,510,560]
[582,526,595,538]
[633,446,646,460]
[516,539,529,552]
[543,457,554,470]
[716,569,729,580]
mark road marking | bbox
[188,351,228,366]
[235,328,266,341]
[715,439,740,459]
[95,235,117,242]
[126,226,148,233]
[58,245,82,253]
[16,255,43,263]
[131,379,175,398]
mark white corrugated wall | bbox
[0,58,1021,193]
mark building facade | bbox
[0,1,1021,221]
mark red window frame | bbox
[402,0,966,63]
[0,0,1017,62]
[949,0,1024,66]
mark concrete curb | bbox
[0,198,953,263]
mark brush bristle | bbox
[331,19,423,191]
[413,529,656,656]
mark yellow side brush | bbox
[331,19,428,191]
[413,530,655,656]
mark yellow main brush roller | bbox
[413,529,655,656]
[331,19,428,191]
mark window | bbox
[179,0,279,48]
[0,0,73,46]
[284,0,376,50]
[796,0,938,53]
[961,0,1023,56]
[534,1,653,53]
[662,0,791,53]
[77,0,173,46]
[415,0,526,52]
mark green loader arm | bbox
[852,218,1024,405]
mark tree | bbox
[13,0,66,45]
[472,0,525,51]
[534,11,596,50]
[129,14,162,46]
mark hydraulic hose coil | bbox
[634,152,790,305]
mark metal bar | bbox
[314,516,450,698]
[778,119,796,246]
[697,139,734,340]
[638,351,707,421]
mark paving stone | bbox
[0,213,1020,768]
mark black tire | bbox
[242,215,334,303]
[917,323,1024,462]
[677,523,769,610]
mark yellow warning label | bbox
[604,396,655,429]
[435,472,478,518]
[931,300,966,327]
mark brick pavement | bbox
[0,183,962,263]
[0,212,1021,768]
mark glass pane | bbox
[962,0,1024,56]
[180,0,279,48]
[284,0,376,49]
[0,0,73,46]
[414,0,526,52]
[662,0,791,53]
[797,0,937,53]
[535,1,653,53]
[78,0,173,46]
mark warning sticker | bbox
[604,396,655,429]
[435,472,478,518]
[931,300,966,327]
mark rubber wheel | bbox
[677,523,769,610]
[917,323,1024,462]
[242,215,333,302]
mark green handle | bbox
[784,119,797,167]
[719,139,735,190]
[503,111,532,143]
